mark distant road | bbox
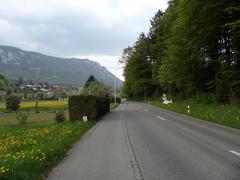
[48,101,240,180]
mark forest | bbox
[121,0,240,104]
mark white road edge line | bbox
[157,116,166,121]
[230,150,240,157]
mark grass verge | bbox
[110,103,120,110]
[149,99,240,129]
[0,110,69,126]
[0,121,95,180]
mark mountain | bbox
[0,45,122,88]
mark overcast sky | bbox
[0,0,168,80]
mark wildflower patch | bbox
[0,121,94,179]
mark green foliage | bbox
[84,75,98,88]
[0,74,8,90]
[195,93,217,104]
[55,111,66,123]
[121,0,240,103]
[0,79,5,88]
[68,95,110,121]
[16,112,29,124]
[81,81,110,97]
[122,33,153,99]
[6,95,21,111]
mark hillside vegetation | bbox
[121,0,240,104]
[0,45,122,88]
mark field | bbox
[0,121,94,180]
[0,99,118,179]
[149,99,240,129]
[0,100,68,126]
[0,100,68,110]
[0,100,118,126]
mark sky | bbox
[0,0,168,80]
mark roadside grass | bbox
[0,99,115,179]
[0,100,68,110]
[0,121,95,180]
[149,99,240,129]
[0,100,69,126]
[110,103,120,110]
[0,111,69,126]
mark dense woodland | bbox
[121,0,240,104]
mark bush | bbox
[229,96,240,105]
[195,93,217,104]
[6,95,21,111]
[68,95,110,121]
[16,112,28,124]
[55,111,66,123]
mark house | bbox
[0,90,7,101]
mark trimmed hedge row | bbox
[68,95,110,121]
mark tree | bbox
[82,81,110,97]
[17,77,23,86]
[84,75,98,88]
[122,33,153,99]
[147,10,165,96]
[6,95,21,111]
[122,0,240,103]
[0,74,8,90]
[159,0,240,100]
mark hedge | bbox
[68,95,110,121]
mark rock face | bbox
[0,45,122,88]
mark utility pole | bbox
[114,78,116,105]
[31,67,40,113]
[113,66,122,105]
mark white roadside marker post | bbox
[83,116,88,122]
[187,105,190,114]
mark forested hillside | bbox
[0,45,122,88]
[121,0,240,104]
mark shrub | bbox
[6,95,21,111]
[68,95,110,121]
[229,96,240,105]
[16,112,28,124]
[55,111,66,123]
[196,93,217,104]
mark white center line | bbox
[230,150,240,157]
[157,116,166,121]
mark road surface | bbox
[48,101,240,180]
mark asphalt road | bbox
[48,101,240,180]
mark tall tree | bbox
[122,33,152,99]
[0,74,8,90]
[122,0,240,102]
[84,75,98,88]
[147,10,165,96]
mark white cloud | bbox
[0,0,168,79]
